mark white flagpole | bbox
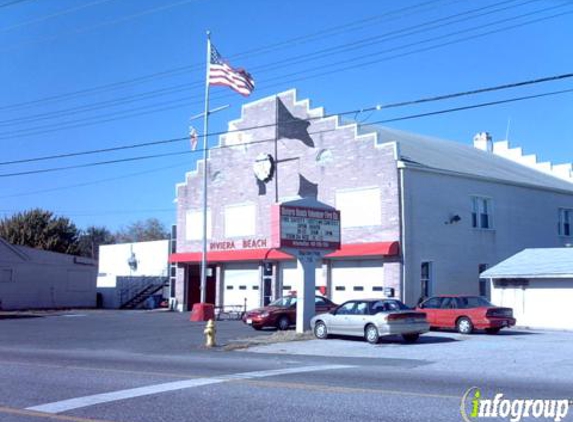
[200,31,211,304]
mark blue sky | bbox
[1,0,572,232]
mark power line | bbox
[0,208,174,217]
[0,0,534,127]
[1,1,568,141]
[0,0,34,8]
[0,161,191,199]
[0,0,453,112]
[1,72,571,167]
[1,86,572,179]
[1,0,118,32]
[1,0,202,53]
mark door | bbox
[223,265,260,311]
[343,301,370,337]
[331,260,384,303]
[279,261,322,297]
[437,297,458,328]
[419,296,442,326]
[328,301,356,335]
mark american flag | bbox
[209,44,254,97]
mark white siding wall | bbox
[97,240,169,287]
[403,168,573,305]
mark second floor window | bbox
[472,196,493,229]
[559,208,572,237]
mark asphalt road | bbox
[0,310,571,422]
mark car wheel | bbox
[485,327,501,335]
[314,321,328,339]
[364,324,380,344]
[402,333,420,343]
[456,317,474,334]
[276,315,291,331]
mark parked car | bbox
[416,295,516,334]
[242,295,337,330]
[310,299,429,344]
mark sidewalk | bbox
[244,329,573,383]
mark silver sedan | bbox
[310,299,429,344]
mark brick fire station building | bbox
[169,90,573,312]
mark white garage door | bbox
[331,259,384,304]
[280,261,323,297]
[223,265,260,311]
[493,279,573,330]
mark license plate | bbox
[246,318,253,325]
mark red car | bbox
[416,296,516,334]
[243,295,337,331]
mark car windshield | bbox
[268,296,297,307]
[457,296,493,308]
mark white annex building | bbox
[483,248,573,330]
[97,240,169,309]
[0,238,97,310]
[169,90,573,313]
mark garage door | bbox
[223,265,260,311]
[494,279,573,330]
[279,261,323,298]
[331,259,384,304]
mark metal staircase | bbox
[119,277,167,309]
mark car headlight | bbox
[260,311,269,318]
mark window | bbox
[336,302,357,315]
[353,286,364,291]
[471,196,493,229]
[282,285,292,291]
[239,285,247,290]
[372,286,384,292]
[419,297,441,309]
[315,297,326,305]
[252,286,259,290]
[420,262,433,298]
[335,286,346,291]
[456,296,493,308]
[559,208,572,236]
[355,302,368,315]
[226,285,234,290]
[441,297,457,309]
[336,187,381,228]
[225,203,256,237]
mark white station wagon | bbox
[310,298,429,344]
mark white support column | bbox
[295,252,320,333]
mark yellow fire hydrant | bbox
[203,319,216,347]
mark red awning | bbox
[169,241,399,263]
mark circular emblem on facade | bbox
[253,153,275,183]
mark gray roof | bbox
[366,126,573,193]
[481,248,573,279]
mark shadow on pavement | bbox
[0,314,44,320]
[323,334,459,345]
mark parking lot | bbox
[1,310,572,422]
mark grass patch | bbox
[224,330,314,351]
